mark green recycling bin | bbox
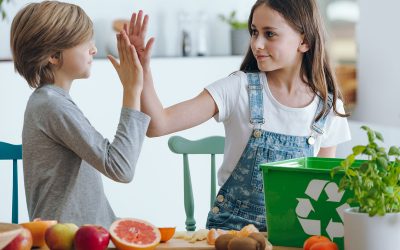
[260,157,361,250]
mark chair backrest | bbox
[168,135,224,231]
[0,141,22,224]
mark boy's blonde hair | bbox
[10,1,93,88]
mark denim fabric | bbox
[206,73,331,231]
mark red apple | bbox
[45,223,79,250]
[3,227,33,250]
[74,225,110,250]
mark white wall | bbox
[3,0,400,231]
[352,0,400,126]
[0,0,253,59]
[0,57,242,230]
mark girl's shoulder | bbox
[228,70,247,83]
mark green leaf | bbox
[375,131,384,142]
[386,186,394,195]
[338,125,400,215]
[389,146,400,156]
[352,145,366,155]
[377,157,388,169]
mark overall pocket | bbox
[206,193,239,229]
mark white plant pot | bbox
[344,207,400,250]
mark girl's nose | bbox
[254,36,265,50]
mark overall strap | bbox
[311,93,334,135]
[246,73,265,126]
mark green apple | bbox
[45,223,79,250]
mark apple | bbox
[74,225,110,250]
[45,223,79,250]
[3,227,33,250]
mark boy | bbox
[10,1,149,227]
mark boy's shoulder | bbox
[28,85,75,114]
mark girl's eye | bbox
[251,29,258,36]
[265,31,275,38]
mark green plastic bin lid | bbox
[260,156,362,173]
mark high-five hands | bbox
[108,30,143,109]
[124,10,155,69]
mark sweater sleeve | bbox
[41,101,150,183]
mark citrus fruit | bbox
[158,227,175,242]
[303,235,331,250]
[109,218,161,250]
[310,241,339,250]
[237,224,259,237]
[20,218,57,247]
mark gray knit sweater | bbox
[22,84,150,228]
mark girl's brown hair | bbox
[240,0,348,120]
[10,1,93,88]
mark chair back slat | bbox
[168,136,224,231]
[0,141,22,224]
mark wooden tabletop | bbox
[155,239,302,250]
[106,239,302,250]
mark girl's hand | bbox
[108,30,143,95]
[125,10,155,68]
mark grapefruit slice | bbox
[109,218,161,250]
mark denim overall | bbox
[206,73,332,231]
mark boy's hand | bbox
[125,10,155,68]
[108,30,143,95]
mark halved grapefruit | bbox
[109,218,161,250]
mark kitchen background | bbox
[0,0,357,60]
[1,0,399,231]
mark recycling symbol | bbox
[295,179,350,240]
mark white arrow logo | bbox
[336,203,350,221]
[325,182,344,202]
[298,218,321,235]
[296,179,350,241]
[305,180,328,201]
[326,219,344,240]
[296,198,315,218]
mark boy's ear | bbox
[48,53,60,65]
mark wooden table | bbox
[155,239,302,250]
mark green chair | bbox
[168,135,224,231]
[0,141,22,224]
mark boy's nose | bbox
[91,46,97,55]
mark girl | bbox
[10,1,149,227]
[128,0,351,231]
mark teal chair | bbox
[0,141,22,224]
[168,135,224,231]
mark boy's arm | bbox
[128,11,218,137]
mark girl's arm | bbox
[126,11,218,137]
[317,146,336,157]
[143,68,217,136]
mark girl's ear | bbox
[48,53,60,65]
[298,40,310,53]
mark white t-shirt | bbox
[206,71,351,186]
